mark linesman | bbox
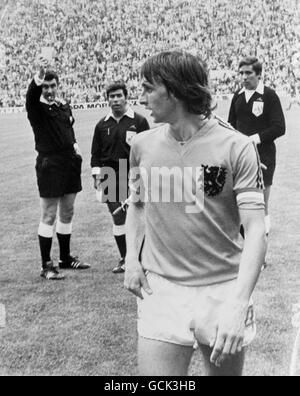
[91,81,149,273]
[228,57,286,235]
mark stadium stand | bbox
[0,0,299,107]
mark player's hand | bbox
[210,299,248,367]
[124,259,153,300]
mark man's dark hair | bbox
[239,57,263,76]
[44,70,59,85]
[141,51,212,117]
[106,81,128,99]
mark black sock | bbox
[38,235,53,266]
[114,235,126,259]
[57,233,71,261]
[240,225,245,239]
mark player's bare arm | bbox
[211,209,267,367]
[124,202,152,300]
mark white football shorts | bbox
[137,272,256,348]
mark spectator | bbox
[0,0,299,107]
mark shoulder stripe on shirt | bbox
[214,114,236,132]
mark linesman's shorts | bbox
[137,272,256,348]
[107,201,127,226]
[262,161,275,187]
[35,152,82,198]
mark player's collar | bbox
[239,81,265,96]
[105,107,134,122]
[40,96,66,106]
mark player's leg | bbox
[192,280,255,376]
[137,273,197,375]
[199,345,245,377]
[39,197,64,280]
[57,193,90,270]
[107,201,127,273]
[138,337,194,376]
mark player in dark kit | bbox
[228,57,286,236]
[26,57,90,280]
[91,81,149,274]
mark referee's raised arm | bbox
[26,57,49,114]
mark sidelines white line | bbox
[290,305,300,376]
[290,328,300,376]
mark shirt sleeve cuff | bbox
[34,74,44,86]
[92,167,101,176]
[251,134,261,145]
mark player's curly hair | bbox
[141,51,212,118]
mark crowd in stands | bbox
[0,0,300,107]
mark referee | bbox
[91,81,149,274]
[26,57,90,280]
[228,57,286,235]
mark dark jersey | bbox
[91,110,150,172]
[26,79,76,154]
[228,85,285,167]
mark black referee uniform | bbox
[91,108,150,203]
[26,78,82,197]
[91,107,149,271]
[228,84,286,186]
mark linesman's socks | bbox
[56,220,72,262]
[38,223,54,267]
[113,225,127,259]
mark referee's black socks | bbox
[113,225,127,259]
[38,223,54,267]
[56,221,72,261]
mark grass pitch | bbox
[0,101,299,376]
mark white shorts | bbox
[137,272,256,348]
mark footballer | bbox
[125,51,267,376]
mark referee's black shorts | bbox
[35,152,82,198]
[259,146,276,187]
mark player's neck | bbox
[169,113,209,142]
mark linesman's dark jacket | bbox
[228,85,285,168]
[26,79,76,154]
[91,109,150,173]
